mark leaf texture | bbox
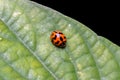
[0,0,120,80]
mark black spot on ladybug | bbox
[53,35,57,40]
[55,41,59,45]
[59,32,63,34]
[60,37,63,41]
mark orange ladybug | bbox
[50,30,67,48]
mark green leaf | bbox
[0,0,120,80]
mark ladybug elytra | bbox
[50,30,67,48]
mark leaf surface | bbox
[0,0,120,80]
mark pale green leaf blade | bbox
[0,0,120,80]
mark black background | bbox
[31,0,120,46]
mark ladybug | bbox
[50,30,67,48]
